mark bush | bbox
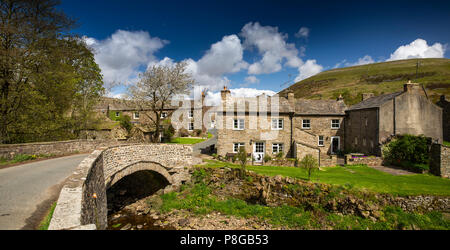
[194,129,202,136]
[275,151,283,159]
[383,134,430,166]
[264,155,272,163]
[179,128,189,137]
[236,146,247,178]
[118,115,133,134]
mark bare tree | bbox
[128,62,194,142]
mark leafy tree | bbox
[0,0,104,143]
[128,62,194,142]
[299,154,319,180]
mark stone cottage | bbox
[344,81,443,156]
[91,92,216,141]
[215,86,347,166]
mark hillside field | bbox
[279,58,450,105]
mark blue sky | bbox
[59,0,450,102]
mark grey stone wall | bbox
[49,144,194,230]
[430,144,450,178]
[0,139,127,160]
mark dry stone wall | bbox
[430,144,450,178]
[0,139,127,160]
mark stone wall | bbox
[345,154,383,166]
[430,144,450,178]
[0,139,127,160]
[49,144,194,230]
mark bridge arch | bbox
[105,161,174,189]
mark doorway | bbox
[253,142,265,163]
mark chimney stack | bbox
[287,91,295,104]
[362,93,374,101]
[220,86,231,102]
[403,81,423,95]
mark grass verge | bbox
[168,137,206,144]
[38,202,57,230]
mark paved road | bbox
[0,154,89,230]
[193,128,217,154]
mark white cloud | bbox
[295,27,309,38]
[295,59,323,82]
[197,35,248,76]
[241,22,301,74]
[245,75,260,84]
[241,22,323,82]
[387,38,446,61]
[84,30,168,88]
[334,55,375,68]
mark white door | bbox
[253,142,265,163]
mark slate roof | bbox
[347,92,403,111]
[220,95,347,115]
[295,98,347,115]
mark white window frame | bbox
[133,112,140,119]
[331,119,340,129]
[115,111,120,117]
[188,122,194,131]
[318,135,324,147]
[233,119,245,130]
[161,112,168,118]
[233,143,245,153]
[302,119,311,129]
[271,118,284,130]
[272,143,284,154]
[188,110,194,118]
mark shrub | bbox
[194,129,202,136]
[163,124,175,139]
[179,128,189,137]
[276,151,283,159]
[264,155,272,163]
[299,154,319,180]
[118,115,133,134]
[383,134,430,166]
[236,146,247,178]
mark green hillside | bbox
[279,58,450,106]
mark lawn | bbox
[444,141,450,147]
[168,137,206,144]
[198,160,450,196]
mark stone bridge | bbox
[49,144,195,230]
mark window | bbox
[271,119,284,130]
[272,143,283,154]
[302,119,311,129]
[188,122,194,131]
[354,137,358,145]
[115,112,120,117]
[318,136,324,146]
[188,110,194,118]
[233,119,245,130]
[331,119,340,129]
[233,143,245,153]
[161,112,168,118]
[133,112,139,119]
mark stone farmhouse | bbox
[90,92,216,141]
[345,81,443,156]
[215,82,444,166]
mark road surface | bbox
[0,154,89,230]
